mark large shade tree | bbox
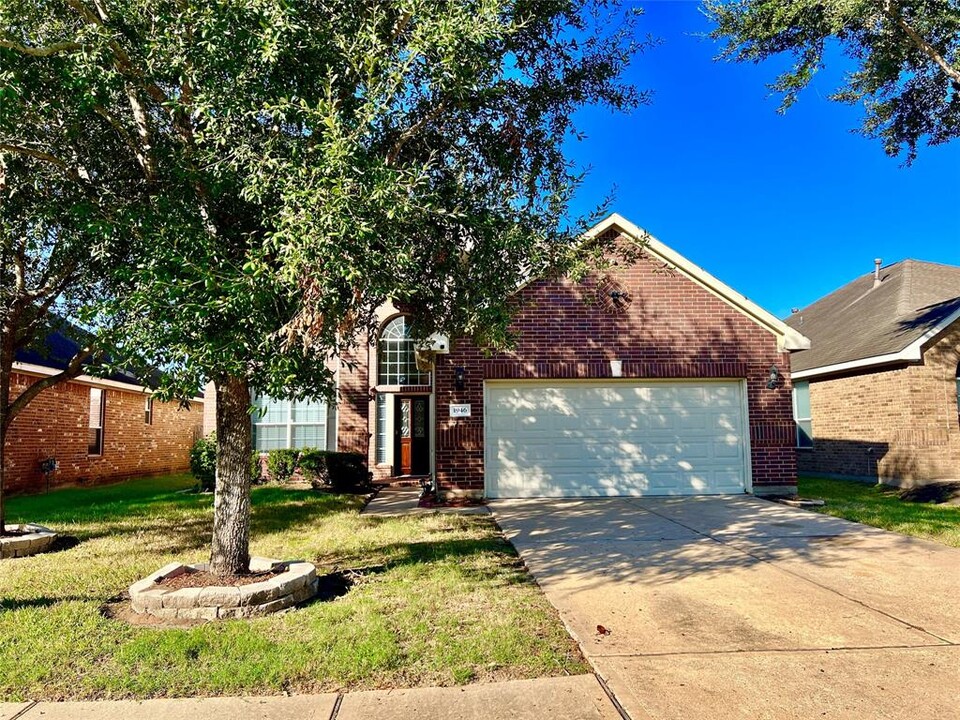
[1,0,645,574]
[706,0,960,161]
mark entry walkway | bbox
[361,487,490,517]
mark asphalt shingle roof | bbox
[785,260,960,374]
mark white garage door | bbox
[484,381,749,498]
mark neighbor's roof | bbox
[586,214,811,352]
[14,321,153,391]
[786,260,960,378]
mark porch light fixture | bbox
[766,364,781,390]
[454,366,466,391]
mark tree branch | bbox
[4,347,92,432]
[883,0,960,84]
[0,38,83,57]
[0,143,85,183]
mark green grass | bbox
[799,475,960,548]
[0,476,585,700]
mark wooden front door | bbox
[395,396,429,475]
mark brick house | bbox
[785,259,960,487]
[6,329,204,495]
[214,214,809,498]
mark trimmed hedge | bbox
[189,433,217,492]
[266,448,299,484]
[260,447,369,491]
[190,432,263,490]
[299,449,369,491]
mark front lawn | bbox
[0,475,585,700]
[799,475,960,548]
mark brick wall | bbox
[428,234,797,494]
[800,323,960,485]
[4,371,204,495]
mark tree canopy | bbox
[1,0,644,572]
[706,0,960,161]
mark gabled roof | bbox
[786,260,960,378]
[587,214,811,352]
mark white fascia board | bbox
[586,214,812,352]
[13,361,205,402]
[793,303,960,380]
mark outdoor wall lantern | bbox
[609,289,629,305]
[766,364,781,390]
[454,366,466,391]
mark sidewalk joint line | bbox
[8,701,37,720]
[329,692,343,720]
[594,672,632,720]
[591,642,958,659]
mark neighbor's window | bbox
[793,381,813,449]
[252,393,328,452]
[377,316,430,386]
[955,363,960,427]
[144,396,154,425]
[88,387,105,455]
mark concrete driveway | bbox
[490,496,960,720]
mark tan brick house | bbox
[218,214,810,498]
[786,259,960,487]
[6,329,204,495]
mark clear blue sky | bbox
[565,1,960,319]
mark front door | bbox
[395,396,430,475]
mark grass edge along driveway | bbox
[799,475,960,548]
[0,475,585,701]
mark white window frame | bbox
[792,381,813,449]
[144,395,154,425]
[88,387,105,456]
[252,394,332,452]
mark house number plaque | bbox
[449,404,472,418]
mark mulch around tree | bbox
[159,567,283,590]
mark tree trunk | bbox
[210,374,252,576]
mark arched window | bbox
[378,316,430,386]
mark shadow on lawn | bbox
[7,482,361,562]
[321,519,531,588]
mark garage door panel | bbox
[486,381,748,498]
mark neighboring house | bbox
[208,213,810,498]
[785,259,960,487]
[6,328,204,494]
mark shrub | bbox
[298,449,369,492]
[190,432,217,492]
[251,452,264,484]
[266,448,299,484]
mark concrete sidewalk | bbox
[0,675,621,720]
